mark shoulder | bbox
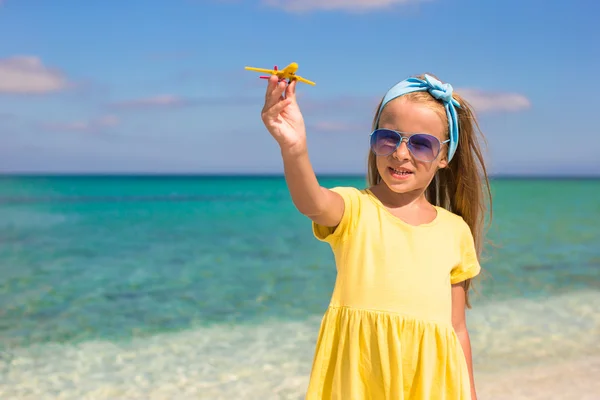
[328,185,367,198]
[312,186,369,244]
[435,207,472,232]
[326,186,371,211]
[433,207,477,251]
[326,185,372,217]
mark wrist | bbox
[280,142,308,159]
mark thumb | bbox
[285,79,297,100]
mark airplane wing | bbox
[245,66,278,74]
[294,75,316,86]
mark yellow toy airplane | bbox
[244,62,316,86]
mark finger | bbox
[265,79,287,109]
[285,79,297,100]
[264,75,278,102]
[264,97,292,119]
[264,75,284,103]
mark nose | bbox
[394,138,411,160]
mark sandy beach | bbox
[476,356,600,400]
[2,353,598,399]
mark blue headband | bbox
[374,74,461,162]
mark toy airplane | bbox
[244,62,316,86]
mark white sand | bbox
[476,356,600,400]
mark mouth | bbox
[388,167,414,180]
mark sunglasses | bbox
[369,129,449,162]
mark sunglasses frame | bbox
[369,128,450,163]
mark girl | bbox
[260,72,492,400]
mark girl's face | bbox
[375,97,448,194]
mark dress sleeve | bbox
[312,186,361,245]
[450,221,482,284]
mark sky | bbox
[0,0,599,176]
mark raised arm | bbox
[261,76,344,227]
[281,148,344,227]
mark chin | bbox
[384,181,416,193]
[380,173,417,193]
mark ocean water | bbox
[0,175,599,399]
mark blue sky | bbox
[0,0,598,176]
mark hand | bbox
[261,75,307,154]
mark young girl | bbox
[260,72,492,400]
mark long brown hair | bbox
[367,73,493,308]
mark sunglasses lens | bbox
[408,134,440,161]
[370,129,400,156]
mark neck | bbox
[370,181,432,210]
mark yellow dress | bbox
[306,187,481,400]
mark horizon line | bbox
[1,172,599,180]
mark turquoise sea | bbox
[0,175,599,399]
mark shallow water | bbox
[1,290,598,399]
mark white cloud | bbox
[110,95,187,109]
[311,121,363,132]
[43,115,119,133]
[458,89,531,113]
[299,89,530,117]
[262,0,428,12]
[0,56,68,94]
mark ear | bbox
[437,156,449,170]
